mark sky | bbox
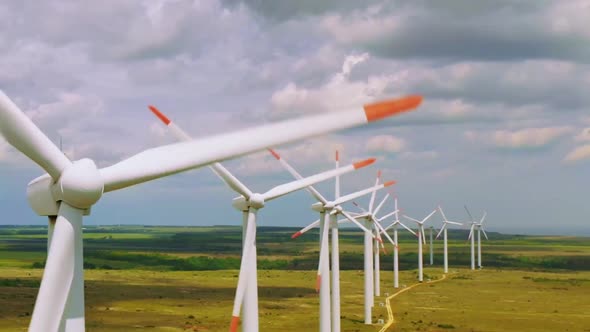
[1,0,589,235]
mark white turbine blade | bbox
[480,211,487,224]
[481,227,489,240]
[340,210,376,238]
[101,95,422,192]
[377,209,399,222]
[374,220,395,246]
[352,201,369,214]
[230,211,256,332]
[398,221,417,236]
[262,158,375,201]
[421,226,427,244]
[402,215,422,224]
[468,224,475,240]
[447,220,463,226]
[464,205,475,222]
[331,180,395,207]
[316,215,330,292]
[149,106,256,198]
[268,149,330,204]
[372,193,390,216]
[0,91,72,180]
[29,203,82,331]
[422,209,437,223]
[383,221,396,232]
[394,197,398,214]
[291,219,320,239]
[368,170,381,212]
[435,224,446,239]
[438,205,448,222]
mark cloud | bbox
[366,135,406,153]
[466,126,573,150]
[574,127,590,142]
[564,144,590,163]
[269,53,395,117]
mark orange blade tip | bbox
[148,105,171,125]
[291,231,302,239]
[315,275,321,293]
[377,170,382,178]
[335,150,339,161]
[384,180,396,187]
[230,316,240,332]
[354,158,376,169]
[268,148,281,160]
[364,95,423,122]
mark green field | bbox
[0,225,588,331]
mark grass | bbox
[0,225,588,331]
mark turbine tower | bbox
[0,90,422,332]
[436,206,463,273]
[380,197,415,288]
[465,206,487,270]
[403,209,437,282]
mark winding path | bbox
[378,274,448,332]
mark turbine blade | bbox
[422,209,437,223]
[438,205,448,222]
[447,221,463,226]
[262,158,375,201]
[316,214,330,292]
[480,211,487,224]
[368,170,381,212]
[481,227,489,240]
[0,91,72,180]
[100,95,422,192]
[374,220,395,246]
[29,203,83,331]
[422,226,427,244]
[292,219,320,239]
[402,215,421,224]
[335,150,340,199]
[377,209,399,222]
[399,221,417,236]
[464,205,474,222]
[352,201,368,214]
[149,106,254,198]
[340,210,375,236]
[468,225,475,240]
[435,224,446,239]
[331,180,395,207]
[268,148,329,204]
[372,193,390,216]
[230,210,256,332]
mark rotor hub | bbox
[55,158,104,209]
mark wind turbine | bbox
[436,206,463,273]
[465,206,489,269]
[272,149,394,332]
[148,108,376,332]
[349,171,399,325]
[0,90,422,332]
[402,209,437,282]
[380,197,416,288]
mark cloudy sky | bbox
[1,0,589,235]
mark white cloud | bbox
[366,135,406,153]
[564,144,590,163]
[270,53,396,116]
[574,127,590,142]
[467,127,573,149]
[321,6,399,45]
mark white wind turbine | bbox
[0,90,422,332]
[272,149,394,332]
[436,206,463,273]
[465,206,488,269]
[148,108,376,332]
[380,197,416,288]
[349,171,399,325]
[402,209,437,282]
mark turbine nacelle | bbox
[231,193,265,211]
[26,159,103,216]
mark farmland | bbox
[0,225,588,331]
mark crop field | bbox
[0,225,588,331]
